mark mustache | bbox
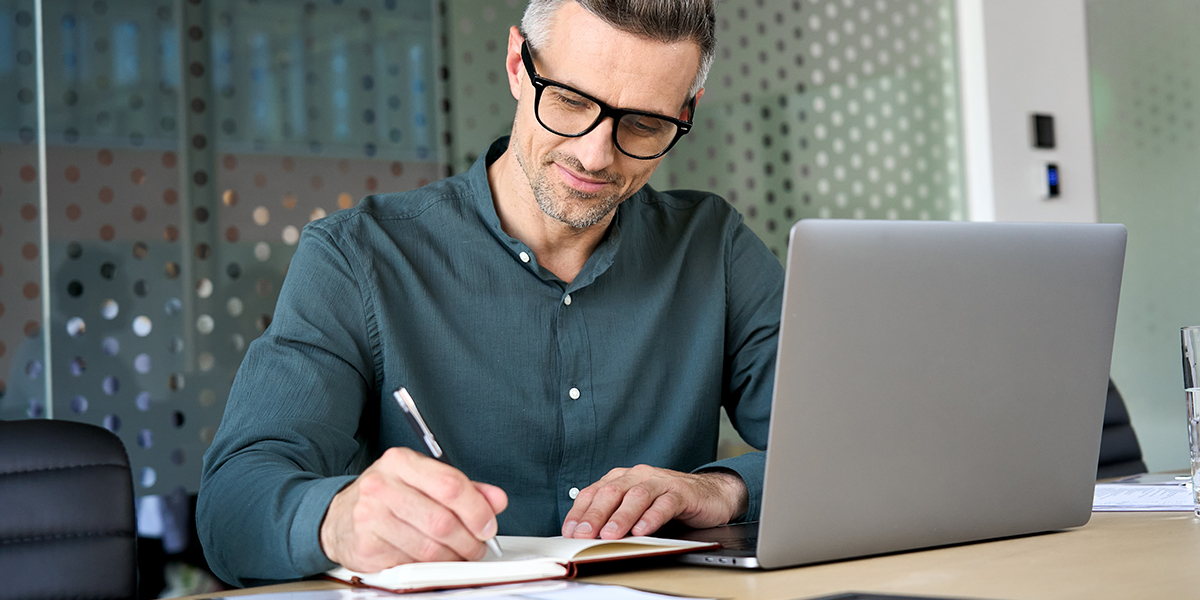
[545,151,622,185]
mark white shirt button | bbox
[568,387,580,400]
[568,487,580,499]
[519,252,530,263]
[563,294,572,306]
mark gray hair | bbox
[521,0,716,100]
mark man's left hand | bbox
[561,465,748,539]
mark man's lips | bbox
[554,163,610,193]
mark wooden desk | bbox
[189,512,1200,600]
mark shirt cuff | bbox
[289,475,358,576]
[694,450,765,523]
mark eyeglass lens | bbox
[537,85,680,159]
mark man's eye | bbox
[625,117,665,137]
[551,90,591,110]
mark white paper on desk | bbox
[1109,472,1193,485]
[400,582,579,599]
[511,583,713,600]
[211,582,713,600]
[391,582,711,600]
[1093,482,1195,511]
[201,589,400,599]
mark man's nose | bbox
[568,117,617,174]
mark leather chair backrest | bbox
[1097,380,1148,480]
[0,419,136,600]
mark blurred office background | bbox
[0,0,1193,594]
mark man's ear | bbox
[505,26,525,101]
[682,88,705,120]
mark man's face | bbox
[505,3,702,230]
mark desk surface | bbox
[189,512,1200,600]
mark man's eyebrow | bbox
[528,43,691,117]
[564,77,683,118]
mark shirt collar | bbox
[470,137,627,292]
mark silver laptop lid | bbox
[757,219,1126,569]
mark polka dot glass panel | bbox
[441,0,525,174]
[2,0,970,492]
[0,0,45,421]
[0,0,443,495]
[205,0,438,162]
[1087,0,1200,469]
[661,0,967,259]
[442,0,968,261]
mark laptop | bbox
[674,219,1127,569]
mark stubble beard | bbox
[513,135,627,230]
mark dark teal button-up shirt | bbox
[198,138,784,586]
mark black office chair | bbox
[1097,380,1148,479]
[0,419,137,599]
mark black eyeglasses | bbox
[521,41,695,160]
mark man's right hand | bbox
[319,446,508,572]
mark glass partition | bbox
[0,0,440,494]
[0,0,967,489]
[1088,0,1200,470]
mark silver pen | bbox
[394,386,503,558]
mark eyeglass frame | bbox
[520,40,696,160]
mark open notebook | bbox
[325,535,719,593]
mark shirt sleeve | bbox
[694,211,784,523]
[197,222,378,587]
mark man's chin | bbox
[541,198,619,230]
[546,210,607,230]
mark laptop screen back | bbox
[756,219,1126,569]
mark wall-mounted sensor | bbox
[1046,163,1060,198]
[1032,113,1056,149]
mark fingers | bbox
[565,466,677,539]
[352,505,459,567]
[320,447,506,571]
[561,467,749,540]
[562,467,629,538]
[384,475,492,561]
[589,477,667,539]
[389,448,502,543]
[617,490,681,538]
[322,482,421,572]
[474,481,510,515]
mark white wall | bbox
[957,0,1098,223]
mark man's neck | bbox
[487,148,615,285]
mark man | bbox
[198,0,783,586]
